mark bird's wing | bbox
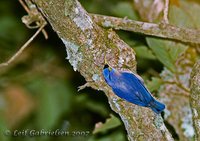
[133,73,144,84]
[119,70,144,84]
[112,87,147,107]
[119,71,154,105]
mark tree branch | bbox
[91,14,200,44]
[163,0,169,24]
[190,60,200,141]
[32,0,173,140]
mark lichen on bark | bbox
[190,60,200,141]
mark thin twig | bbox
[38,22,48,39]
[24,0,48,39]
[19,0,48,39]
[91,14,200,44]
[163,80,190,97]
[0,23,46,68]
[163,0,169,24]
[18,0,30,13]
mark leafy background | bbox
[0,0,199,141]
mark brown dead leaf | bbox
[4,85,35,128]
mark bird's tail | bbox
[149,99,165,114]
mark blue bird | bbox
[102,64,165,114]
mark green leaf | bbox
[169,1,200,28]
[146,0,200,72]
[134,46,156,60]
[76,94,109,117]
[181,1,200,28]
[93,114,121,134]
[89,130,126,141]
[146,37,188,72]
[147,77,163,92]
[36,80,73,129]
[111,2,138,20]
[0,114,9,141]
[26,77,73,130]
[169,4,193,28]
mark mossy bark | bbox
[190,60,200,141]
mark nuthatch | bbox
[103,65,165,114]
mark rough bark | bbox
[91,14,200,44]
[190,60,200,141]
[32,0,173,140]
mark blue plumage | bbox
[102,65,165,114]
